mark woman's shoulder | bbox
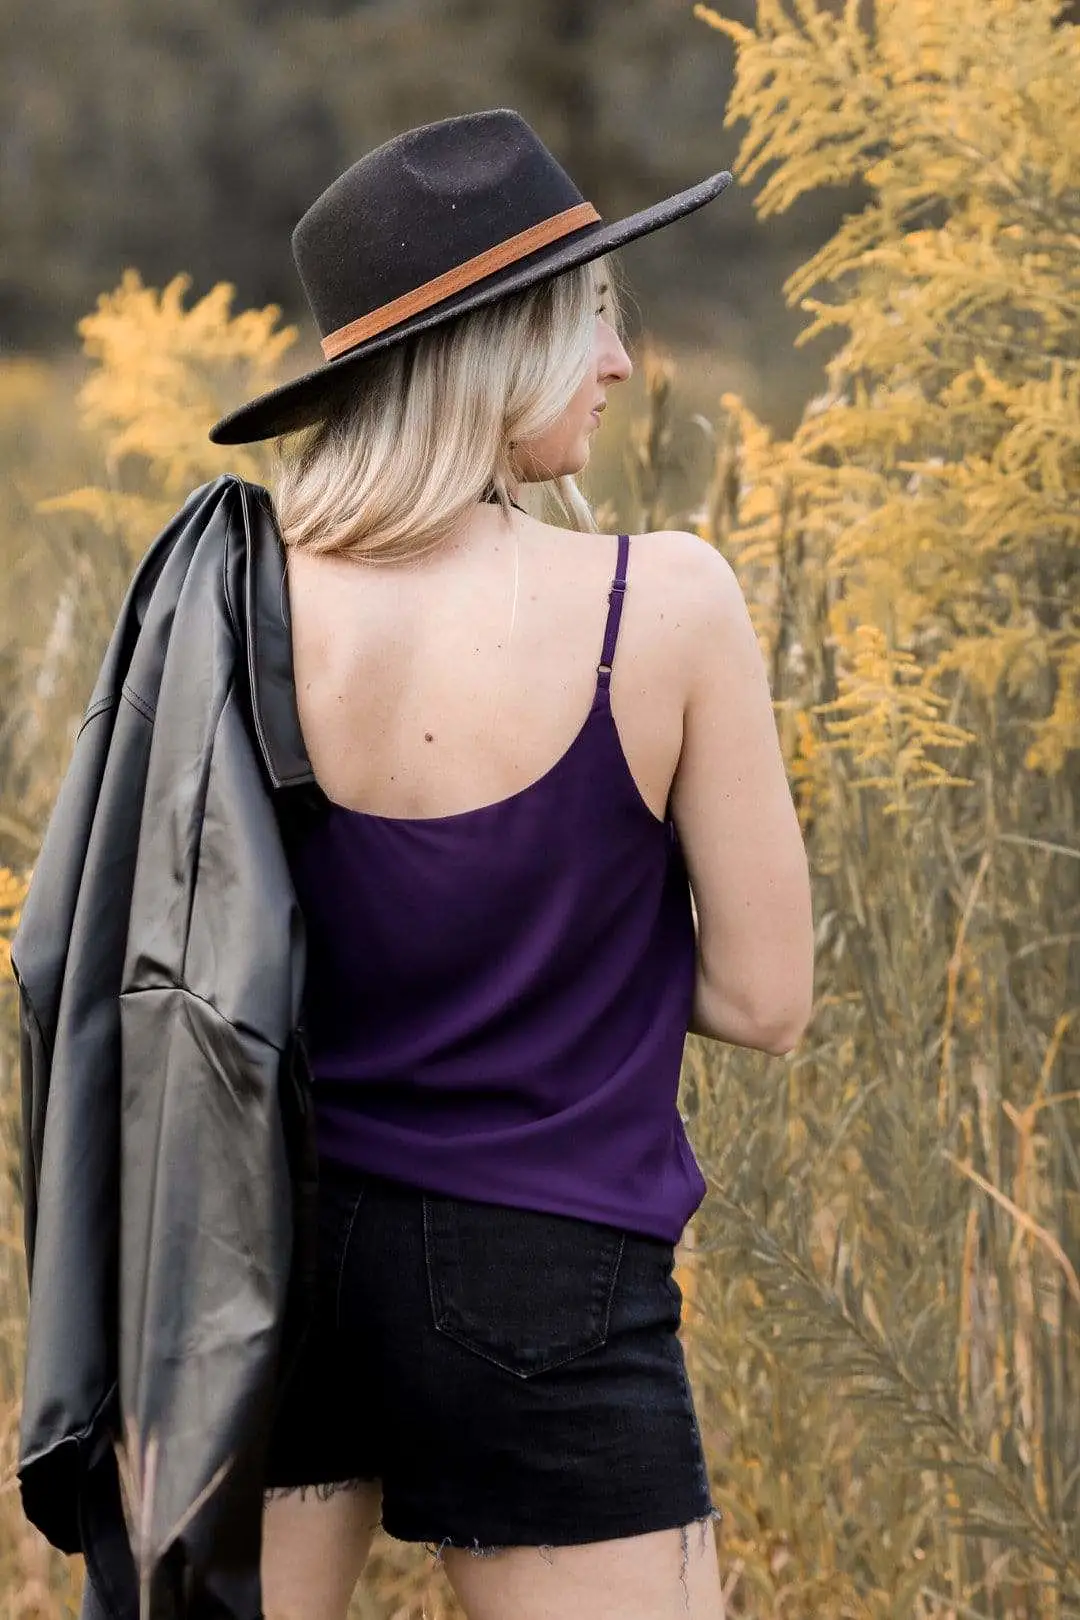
[528,513,707,566]
[526,516,715,613]
[528,518,716,678]
[591,523,719,609]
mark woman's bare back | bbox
[286,508,690,825]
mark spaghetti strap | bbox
[595,533,629,701]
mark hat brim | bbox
[208,169,734,446]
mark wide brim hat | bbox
[208,108,733,446]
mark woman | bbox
[210,109,814,1620]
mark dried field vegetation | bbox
[1,1,1079,1615]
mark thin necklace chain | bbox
[488,521,520,745]
[368,491,525,752]
[480,485,525,741]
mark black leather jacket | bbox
[11,475,321,1620]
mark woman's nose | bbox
[604,336,633,385]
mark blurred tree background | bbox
[0,0,867,430]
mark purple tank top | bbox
[288,532,706,1242]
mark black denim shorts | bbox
[264,1161,717,1552]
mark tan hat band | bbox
[320,200,602,361]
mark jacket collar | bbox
[233,478,317,791]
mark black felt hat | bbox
[208,108,733,446]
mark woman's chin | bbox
[518,444,591,482]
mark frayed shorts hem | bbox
[265,1476,722,1564]
[264,1476,378,1505]
[386,1504,724,1564]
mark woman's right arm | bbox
[665,533,814,1055]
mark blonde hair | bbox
[270,254,623,566]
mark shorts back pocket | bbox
[422,1193,625,1379]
